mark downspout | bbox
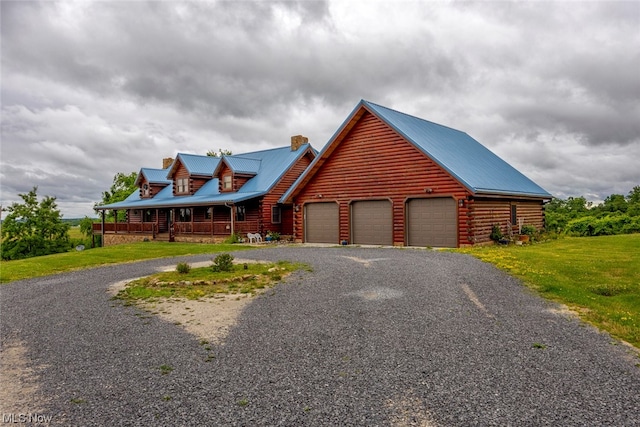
[225,203,234,236]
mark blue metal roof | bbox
[135,167,171,186]
[173,153,220,177]
[362,100,551,198]
[97,144,314,210]
[223,156,261,175]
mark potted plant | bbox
[266,230,281,242]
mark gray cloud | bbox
[1,0,638,217]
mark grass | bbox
[456,234,640,349]
[0,241,252,283]
[116,260,306,301]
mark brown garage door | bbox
[305,202,339,243]
[351,200,393,245]
[407,198,457,247]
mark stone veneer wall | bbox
[103,234,154,246]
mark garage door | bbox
[407,198,457,247]
[305,203,339,243]
[351,200,393,245]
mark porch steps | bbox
[154,233,172,242]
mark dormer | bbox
[213,155,261,193]
[166,153,220,196]
[135,167,171,199]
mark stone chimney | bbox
[163,157,174,169]
[291,135,308,151]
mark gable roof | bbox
[134,167,172,186]
[282,100,551,202]
[96,144,315,210]
[214,155,262,177]
[168,153,221,178]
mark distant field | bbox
[457,234,640,349]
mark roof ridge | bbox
[362,99,469,136]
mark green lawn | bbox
[457,234,640,349]
[0,242,252,283]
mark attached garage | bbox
[407,198,457,247]
[305,202,339,243]
[351,200,393,245]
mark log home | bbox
[94,136,315,246]
[280,100,552,247]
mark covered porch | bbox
[93,201,262,245]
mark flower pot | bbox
[518,235,530,243]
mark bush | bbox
[521,225,537,236]
[223,233,242,244]
[176,262,191,274]
[565,214,640,236]
[212,253,234,272]
[490,224,503,242]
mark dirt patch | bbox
[108,258,270,344]
[140,293,259,344]
[0,339,49,415]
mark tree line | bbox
[545,186,640,236]
[2,183,638,261]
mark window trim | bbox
[271,205,282,224]
[223,174,232,191]
[176,178,189,194]
[235,205,246,222]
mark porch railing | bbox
[94,220,260,236]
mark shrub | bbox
[490,224,503,242]
[176,262,191,274]
[212,253,234,272]
[521,225,537,236]
[223,233,242,244]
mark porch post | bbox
[113,210,118,233]
[101,210,105,247]
[210,206,214,236]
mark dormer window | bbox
[223,175,232,190]
[177,178,189,194]
[143,183,149,197]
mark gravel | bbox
[1,246,639,426]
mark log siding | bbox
[293,112,472,246]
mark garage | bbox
[351,200,393,245]
[305,202,339,243]
[407,198,457,247]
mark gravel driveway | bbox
[1,246,639,426]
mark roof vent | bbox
[291,135,308,151]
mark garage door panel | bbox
[305,203,339,244]
[408,198,457,247]
[352,200,393,245]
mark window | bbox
[271,205,281,224]
[143,183,150,197]
[235,205,246,222]
[177,178,189,194]
[205,207,213,220]
[144,210,153,222]
[510,204,517,225]
[178,208,191,222]
[223,175,232,190]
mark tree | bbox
[627,186,640,217]
[97,172,137,221]
[206,148,233,157]
[1,187,71,260]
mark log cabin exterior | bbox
[94,137,315,246]
[280,100,552,247]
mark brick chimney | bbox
[162,157,174,169]
[291,135,308,151]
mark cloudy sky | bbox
[1,1,639,218]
